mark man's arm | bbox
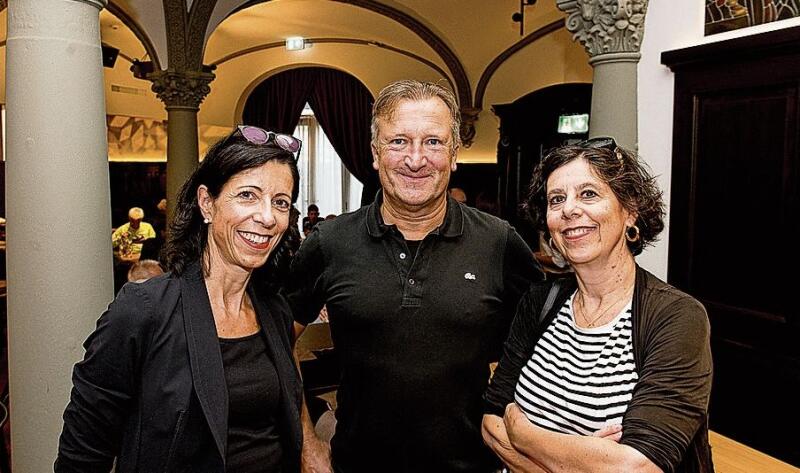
[284,229,333,473]
[502,227,543,317]
[292,343,333,473]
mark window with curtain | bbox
[294,104,363,221]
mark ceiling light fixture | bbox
[286,37,306,51]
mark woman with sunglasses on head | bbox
[482,139,714,473]
[56,126,304,473]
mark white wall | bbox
[637,3,800,279]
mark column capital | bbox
[66,0,108,9]
[557,0,649,59]
[459,107,481,149]
[147,69,216,111]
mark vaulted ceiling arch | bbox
[208,0,471,107]
[106,2,162,70]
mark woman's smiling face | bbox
[545,157,636,267]
[199,160,294,275]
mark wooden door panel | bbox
[691,87,795,318]
[663,26,800,466]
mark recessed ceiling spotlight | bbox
[285,37,306,51]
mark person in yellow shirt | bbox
[112,207,156,257]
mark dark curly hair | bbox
[522,142,665,256]
[161,130,300,289]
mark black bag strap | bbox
[537,280,562,325]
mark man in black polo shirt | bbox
[286,80,542,473]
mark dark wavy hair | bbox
[522,143,665,256]
[161,130,300,289]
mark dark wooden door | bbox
[494,83,591,248]
[663,27,800,466]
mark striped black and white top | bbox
[513,291,638,435]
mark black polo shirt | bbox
[285,195,542,473]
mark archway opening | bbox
[242,67,378,218]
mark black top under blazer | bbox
[55,260,303,473]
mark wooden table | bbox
[710,431,800,473]
[295,322,333,362]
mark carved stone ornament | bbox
[557,0,649,57]
[459,107,481,149]
[147,69,216,110]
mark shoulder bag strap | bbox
[538,280,562,325]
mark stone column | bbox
[5,0,112,470]
[148,70,215,219]
[557,0,649,149]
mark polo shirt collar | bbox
[366,190,464,239]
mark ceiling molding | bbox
[210,37,454,90]
[332,0,471,107]
[474,18,564,110]
[107,2,163,70]
[219,0,471,107]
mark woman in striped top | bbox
[483,139,714,473]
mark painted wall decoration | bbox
[106,114,230,161]
[107,115,167,161]
[706,0,800,35]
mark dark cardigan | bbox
[56,261,303,472]
[485,266,714,473]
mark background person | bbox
[56,126,304,473]
[126,259,164,283]
[111,207,155,257]
[482,139,713,473]
[287,80,542,473]
[301,204,323,231]
[448,186,467,204]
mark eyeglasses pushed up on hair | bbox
[575,136,617,151]
[575,136,625,164]
[232,125,302,159]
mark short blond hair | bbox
[128,207,145,220]
[128,259,164,283]
[371,80,461,153]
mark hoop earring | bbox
[626,225,640,242]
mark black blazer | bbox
[56,261,302,472]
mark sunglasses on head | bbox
[575,136,617,150]
[575,136,624,165]
[232,125,302,159]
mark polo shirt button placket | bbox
[399,252,406,260]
